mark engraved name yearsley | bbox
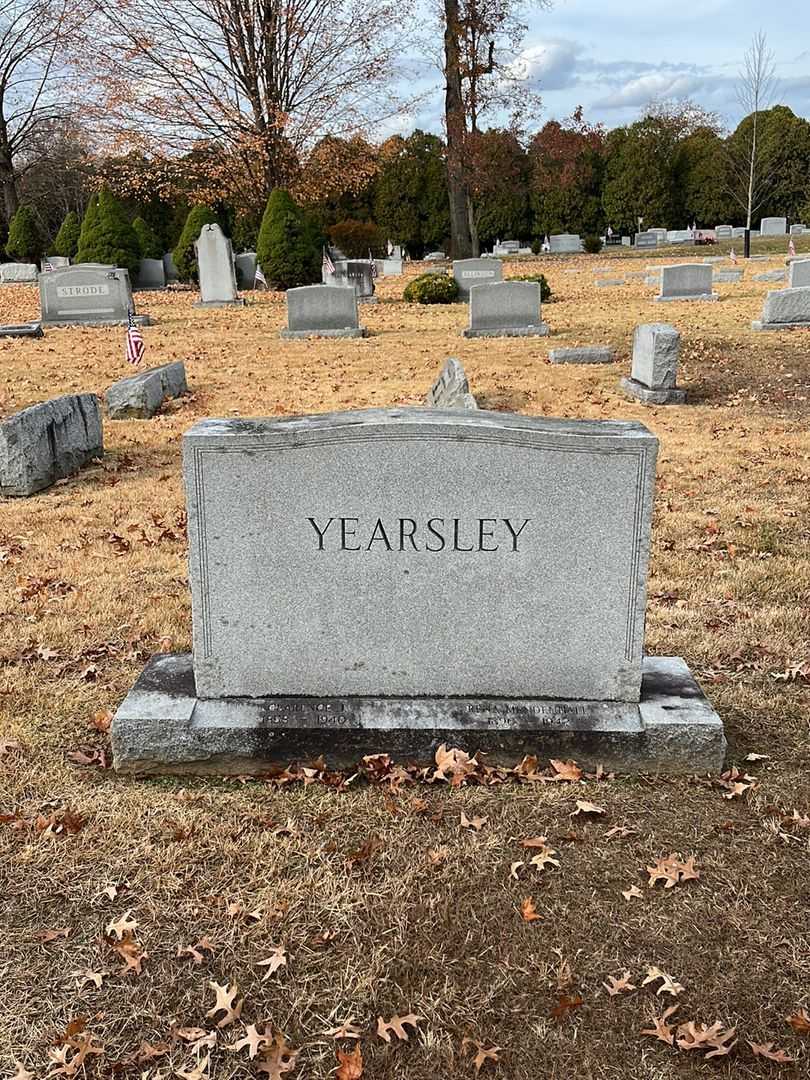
[307,516,531,552]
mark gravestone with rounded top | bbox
[752,286,810,330]
[715,225,733,239]
[280,284,366,338]
[789,224,806,235]
[463,281,548,337]
[788,259,810,288]
[655,264,717,302]
[111,407,726,775]
[39,265,150,326]
[194,224,244,307]
[452,258,503,300]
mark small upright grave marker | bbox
[620,323,686,404]
[425,358,478,409]
[280,285,366,338]
[452,258,503,300]
[463,281,548,337]
[788,259,810,288]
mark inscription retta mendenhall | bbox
[307,516,530,552]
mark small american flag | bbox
[42,259,54,272]
[788,238,796,257]
[322,246,336,275]
[369,249,378,278]
[254,263,268,289]
[729,247,737,263]
[125,310,145,366]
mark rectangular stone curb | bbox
[462,324,549,338]
[654,293,719,302]
[107,361,188,419]
[193,299,246,308]
[0,322,43,338]
[751,320,810,331]
[1,393,103,497]
[111,654,726,776]
[620,376,687,405]
[549,346,615,364]
[596,279,626,287]
[280,328,367,339]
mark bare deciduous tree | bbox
[91,0,411,208]
[0,0,78,220]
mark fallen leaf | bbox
[461,1038,502,1073]
[325,1018,363,1040]
[256,1033,298,1080]
[642,967,685,997]
[9,1064,34,1080]
[227,1024,271,1059]
[109,935,148,976]
[603,971,637,996]
[509,860,524,880]
[106,910,138,939]
[335,1044,363,1080]
[460,812,487,831]
[257,945,287,980]
[647,854,700,889]
[572,799,606,817]
[787,1007,810,1034]
[205,981,242,1028]
[748,1041,795,1063]
[551,994,583,1021]
[641,1005,679,1046]
[549,759,583,782]
[174,1052,210,1080]
[177,937,215,965]
[676,1020,737,1058]
[35,927,71,943]
[73,968,108,990]
[519,897,541,922]
[622,885,643,901]
[376,1013,421,1042]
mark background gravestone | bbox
[107,362,188,419]
[452,258,503,300]
[234,252,258,289]
[1,263,38,283]
[463,281,548,337]
[752,286,810,330]
[548,234,583,253]
[280,285,366,338]
[39,265,150,326]
[634,233,658,248]
[194,224,244,307]
[137,258,166,290]
[760,217,787,235]
[324,260,376,301]
[163,252,179,282]
[788,259,810,288]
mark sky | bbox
[398,0,810,137]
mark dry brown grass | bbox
[1,253,809,1078]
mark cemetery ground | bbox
[1,253,809,1079]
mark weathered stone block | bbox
[788,260,810,288]
[463,281,548,337]
[183,409,658,702]
[107,361,188,419]
[280,284,366,338]
[452,258,503,300]
[549,346,614,364]
[0,263,38,283]
[655,263,717,302]
[753,270,786,283]
[425,358,477,409]
[0,322,43,338]
[713,269,743,283]
[630,324,680,389]
[620,377,687,406]
[752,286,810,330]
[548,234,583,253]
[0,393,102,497]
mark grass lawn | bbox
[1,250,809,1078]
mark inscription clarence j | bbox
[307,516,531,552]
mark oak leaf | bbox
[647,854,699,889]
[622,886,643,901]
[227,1024,271,1059]
[641,1005,679,1045]
[9,1064,34,1080]
[106,910,138,939]
[335,1044,363,1080]
[460,812,486,831]
[520,835,550,848]
[572,800,606,817]
[205,981,242,1028]
[675,1020,737,1058]
[461,1038,502,1073]
[549,759,583,782]
[73,969,108,990]
[325,1018,363,1040]
[376,1013,421,1042]
[551,994,583,1022]
[529,845,560,872]
[519,897,541,922]
[642,967,685,997]
[174,1053,210,1080]
[36,927,71,943]
[256,1033,298,1080]
[603,971,637,996]
[787,1006,810,1034]
[109,935,148,975]
[257,945,287,979]
[748,1041,795,1062]
[177,937,215,965]
[509,860,524,879]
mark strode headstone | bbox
[280,284,366,338]
[452,258,503,300]
[463,281,548,337]
[194,224,244,307]
[39,266,150,326]
[112,407,725,775]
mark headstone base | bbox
[462,323,549,338]
[0,322,43,338]
[654,293,719,303]
[111,654,726,776]
[41,315,152,328]
[751,320,810,332]
[193,299,246,308]
[280,327,367,339]
[620,377,687,405]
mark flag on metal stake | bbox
[125,310,145,366]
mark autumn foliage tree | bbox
[529,109,606,238]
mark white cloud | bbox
[512,39,584,91]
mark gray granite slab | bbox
[137,258,166,289]
[39,265,151,326]
[596,279,626,287]
[425,358,477,409]
[620,376,687,405]
[752,285,810,330]
[194,224,244,306]
[0,262,38,283]
[463,281,548,337]
[788,259,810,288]
[630,324,680,389]
[760,216,787,235]
[1,393,102,496]
[752,270,786,283]
[111,653,726,775]
[183,408,657,702]
[549,346,614,364]
[107,361,188,419]
[452,258,503,300]
[324,260,376,301]
[281,285,365,338]
[655,263,717,301]
[713,269,743,283]
[0,322,43,338]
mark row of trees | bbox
[2,0,808,259]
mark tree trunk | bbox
[0,127,18,221]
[443,0,473,259]
[466,194,479,257]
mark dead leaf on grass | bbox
[787,1007,810,1034]
[571,799,606,817]
[376,1013,421,1042]
[461,1038,503,1073]
[748,1041,795,1062]
[549,759,583,782]
[675,1020,737,1058]
[641,1005,679,1045]
[205,981,242,1028]
[36,927,71,943]
[256,1033,298,1079]
[257,945,287,979]
[622,885,643,901]
[460,811,487,831]
[227,1024,272,1059]
[551,994,583,1022]
[335,1044,363,1079]
[603,971,637,996]
[642,967,685,997]
[106,910,138,939]
[519,897,541,922]
[325,1018,363,1040]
